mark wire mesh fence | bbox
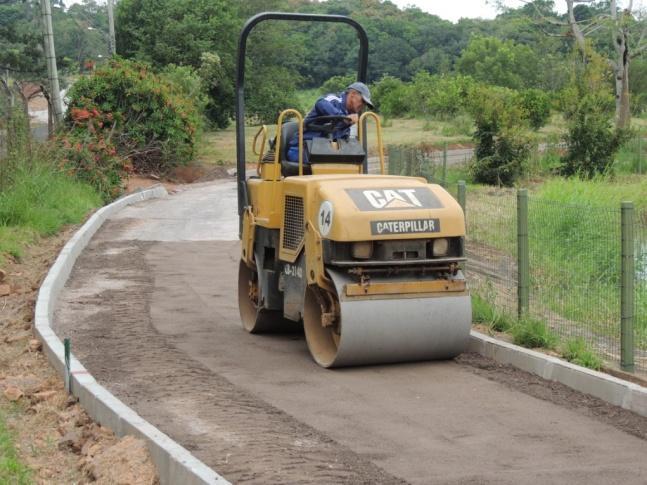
[636,214,647,371]
[527,199,623,367]
[463,188,517,317]
[386,144,471,186]
[458,184,647,374]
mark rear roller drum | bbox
[238,260,279,333]
[303,286,341,368]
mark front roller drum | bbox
[303,271,472,368]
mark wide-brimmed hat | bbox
[347,81,374,109]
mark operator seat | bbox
[279,121,311,176]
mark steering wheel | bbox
[305,115,352,135]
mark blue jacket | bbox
[287,92,351,162]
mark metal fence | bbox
[459,184,647,375]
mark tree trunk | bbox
[616,38,631,130]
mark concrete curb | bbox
[34,185,229,485]
[469,330,647,418]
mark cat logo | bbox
[363,189,422,209]
[345,187,443,212]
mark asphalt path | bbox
[54,180,647,484]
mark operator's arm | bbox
[313,95,346,117]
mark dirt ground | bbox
[0,210,159,483]
[52,182,647,484]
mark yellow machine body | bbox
[238,112,471,368]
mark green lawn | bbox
[0,156,101,265]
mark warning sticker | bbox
[370,218,441,235]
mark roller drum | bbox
[304,269,472,368]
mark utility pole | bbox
[40,0,64,128]
[107,0,116,56]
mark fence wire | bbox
[528,199,623,368]
[463,188,517,317]
[636,213,647,372]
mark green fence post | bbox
[442,142,448,187]
[517,189,530,319]
[639,137,643,175]
[621,201,635,372]
[457,180,466,215]
[64,337,71,393]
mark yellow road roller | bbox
[235,13,471,368]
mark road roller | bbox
[235,13,471,368]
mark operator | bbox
[286,81,374,163]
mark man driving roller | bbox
[286,81,374,163]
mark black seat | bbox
[279,121,311,176]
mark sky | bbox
[389,0,644,22]
[65,0,644,23]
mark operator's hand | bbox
[346,113,359,125]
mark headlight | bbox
[432,238,449,257]
[352,241,373,259]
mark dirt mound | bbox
[83,435,158,484]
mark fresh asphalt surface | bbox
[54,180,647,484]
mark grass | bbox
[511,317,558,349]
[562,338,603,370]
[472,293,514,332]
[0,410,31,484]
[0,156,101,265]
[464,173,647,365]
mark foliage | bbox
[511,317,558,349]
[320,74,356,95]
[64,58,201,198]
[466,84,532,186]
[370,75,413,118]
[456,36,541,90]
[0,148,101,264]
[0,0,46,78]
[562,338,603,370]
[116,0,239,126]
[560,51,628,178]
[519,88,551,130]
[411,72,475,119]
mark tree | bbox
[533,0,647,129]
[456,35,543,90]
[115,0,239,127]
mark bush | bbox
[562,338,603,370]
[466,84,532,186]
[560,50,628,178]
[370,75,414,118]
[320,74,356,95]
[411,72,475,119]
[519,89,551,130]
[64,58,201,198]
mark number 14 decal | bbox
[318,201,334,236]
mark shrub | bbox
[562,338,603,370]
[411,72,475,119]
[560,50,628,178]
[64,58,201,198]
[511,317,558,349]
[466,84,532,186]
[370,75,414,118]
[519,89,551,130]
[321,74,356,95]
